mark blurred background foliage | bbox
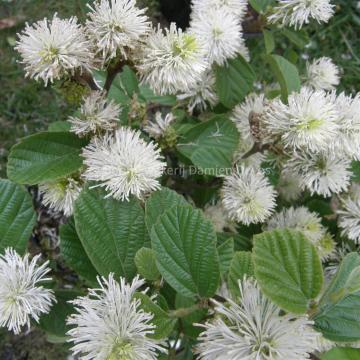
[0,0,359,358]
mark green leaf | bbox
[0,179,36,254]
[119,65,139,97]
[217,232,253,251]
[59,218,98,285]
[282,28,308,49]
[7,132,87,185]
[151,205,220,298]
[139,85,177,106]
[249,0,273,12]
[266,54,301,102]
[134,293,177,339]
[263,29,275,54]
[135,248,161,281]
[218,238,234,275]
[39,289,80,339]
[351,160,360,183]
[228,251,254,297]
[177,115,239,173]
[48,121,71,132]
[145,187,188,232]
[215,55,255,108]
[314,253,360,342]
[74,187,149,280]
[253,229,323,314]
[321,348,360,360]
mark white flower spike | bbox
[197,277,319,360]
[82,127,166,200]
[39,177,83,217]
[263,87,339,153]
[136,23,208,95]
[222,166,277,225]
[177,70,218,113]
[67,274,165,360]
[269,0,335,29]
[190,6,249,65]
[306,57,340,91]
[0,248,55,334]
[284,152,352,197]
[16,14,93,85]
[191,0,248,18]
[144,112,176,140]
[68,91,121,136]
[86,0,151,64]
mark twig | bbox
[104,60,127,92]
[74,71,100,91]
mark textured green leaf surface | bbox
[177,115,239,173]
[151,205,220,298]
[217,232,253,251]
[39,289,80,339]
[134,293,177,339]
[314,253,360,342]
[0,179,36,254]
[74,187,149,280]
[218,238,234,275]
[135,248,160,281]
[228,251,254,297]
[215,55,255,108]
[253,229,323,314]
[145,188,188,232]
[266,54,301,102]
[7,132,87,185]
[321,348,360,360]
[59,218,98,285]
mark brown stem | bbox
[103,60,127,92]
[74,71,100,91]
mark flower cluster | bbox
[0,249,55,334]
[197,278,319,359]
[67,274,164,359]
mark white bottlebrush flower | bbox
[266,206,335,260]
[277,169,303,202]
[331,92,360,159]
[266,206,325,243]
[306,57,340,91]
[39,177,83,217]
[338,193,360,244]
[317,232,336,261]
[177,70,218,113]
[263,88,339,152]
[221,166,277,225]
[67,274,164,360]
[191,0,248,17]
[204,203,236,233]
[86,0,151,64]
[144,112,176,139]
[190,7,249,65]
[82,127,166,200]
[231,93,266,150]
[136,23,208,95]
[197,278,319,360]
[268,0,335,29]
[68,91,121,136]
[0,248,55,334]
[284,152,352,197]
[15,14,93,85]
